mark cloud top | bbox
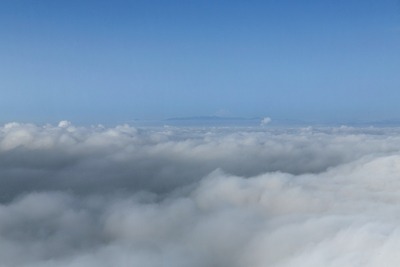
[1,122,400,266]
[260,117,272,126]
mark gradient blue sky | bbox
[1,0,399,124]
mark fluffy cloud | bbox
[260,117,272,126]
[1,122,400,266]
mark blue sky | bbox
[1,0,399,124]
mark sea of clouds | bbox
[2,121,400,266]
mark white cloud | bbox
[260,117,271,126]
[2,122,400,266]
[58,120,72,128]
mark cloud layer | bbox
[2,122,400,266]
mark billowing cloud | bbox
[260,117,272,126]
[1,122,400,266]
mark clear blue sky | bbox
[1,0,399,124]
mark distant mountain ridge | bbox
[166,116,260,121]
[164,116,261,126]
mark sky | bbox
[0,0,399,125]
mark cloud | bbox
[260,117,272,126]
[2,122,400,266]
